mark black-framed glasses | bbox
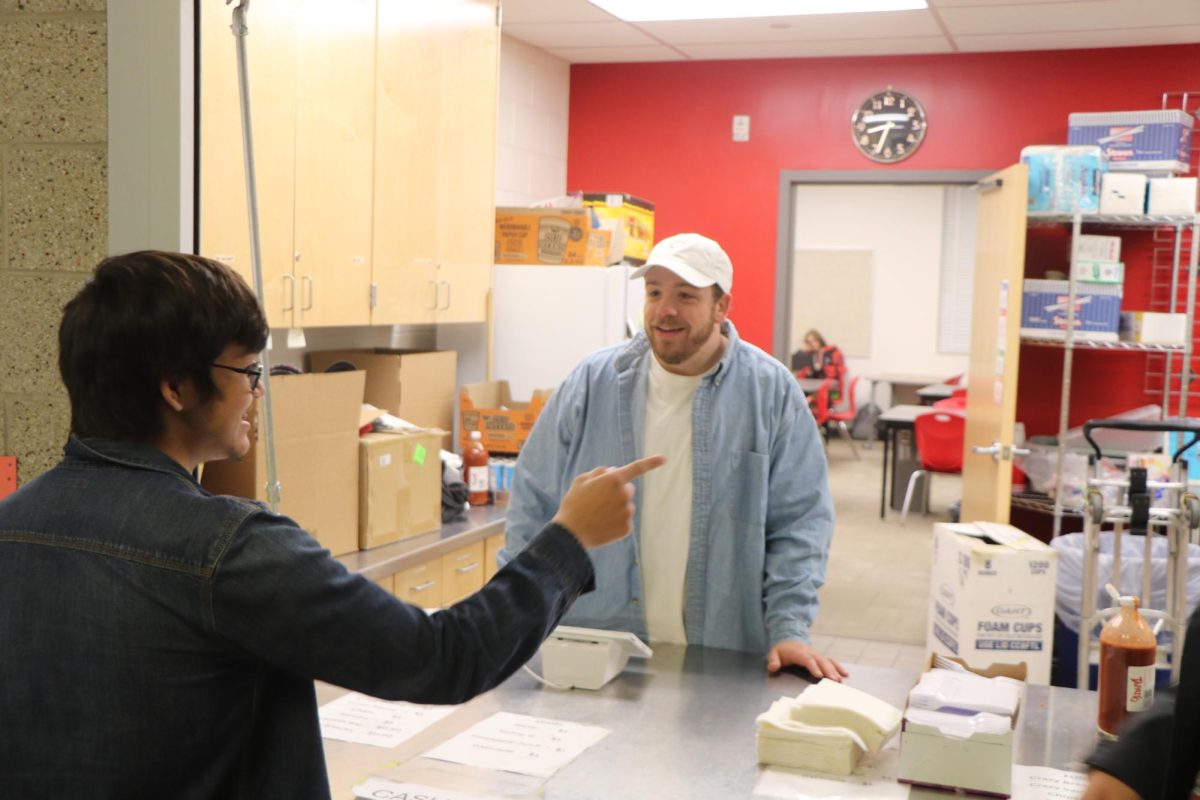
[211,362,264,392]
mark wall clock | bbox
[851,87,926,164]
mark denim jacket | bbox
[0,436,593,799]
[500,321,834,653]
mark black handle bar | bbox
[1081,418,1200,463]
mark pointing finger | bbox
[609,455,666,483]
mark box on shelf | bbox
[1068,109,1194,173]
[1076,233,1121,262]
[1020,278,1122,342]
[582,193,655,265]
[927,522,1057,684]
[1073,259,1124,284]
[1021,145,1105,213]
[1147,177,1198,215]
[201,371,365,557]
[1099,172,1147,215]
[898,654,1026,798]
[309,349,456,448]
[358,430,443,550]
[494,207,617,266]
[1120,311,1189,345]
[460,380,553,455]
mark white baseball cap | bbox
[630,233,733,293]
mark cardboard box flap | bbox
[953,521,1054,552]
[269,371,365,439]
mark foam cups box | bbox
[926,522,1057,684]
[1075,234,1121,262]
[1148,177,1198,215]
[1099,172,1147,215]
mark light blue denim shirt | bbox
[500,320,835,653]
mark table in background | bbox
[867,373,950,410]
[916,383,956,405]
[878,404,942,519]
[320,645,1099,798]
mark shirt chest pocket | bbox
[726,450,769,525]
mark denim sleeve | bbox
[762,376,835,648]
[209,517,593,704]
[499,383,573,570]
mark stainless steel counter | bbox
[319,644,1100,799]
[333,504,506,581]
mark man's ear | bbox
[160,378,186,413]
[715,291,732,322]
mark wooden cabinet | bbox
[441,542,485,605]
[394,558,443,609]
[200,0,497,328]
[484,533,503,582]
[371,0,498,326]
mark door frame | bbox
[772,170,993,362]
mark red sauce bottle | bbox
[463,431,490,506]
[1097,594,1157,738]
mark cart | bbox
[1076,418,1200,689]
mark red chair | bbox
[825,375,861,460]
[808,377,834,430]
[933,395,967,411]
[901,411,965,526]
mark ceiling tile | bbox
[501,0,618,24]
[544,44,688,63]
[678,36,955,60]
[954,24,1200,52]
[504,21,656,48]
[638,10,942,44]
[940,0,1200,36]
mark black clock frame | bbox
[851,88,927,164]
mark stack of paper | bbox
[907,668,1021,717]
[756,680,903,776]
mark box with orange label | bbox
[459,381,553,455]
[582,193,655,265]
[495,208,593,265]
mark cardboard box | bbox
[1020,278,1122,342]
[1148,177,1198,215]
[927,522,1057,684]
[1020,145,1104,213]
[582,193,655,265]
[495,207,615,266]
[308,350,456,447]
[1069,109,1194,173]
[898,655,1026,798]
[460,380,552,455]
[1120,311,1189,345]
[358,430,443,550]
[1076,234,1122,262]
[201,371,365,557]
[1073,259,1124,284]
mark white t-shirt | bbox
[639,355,703,644]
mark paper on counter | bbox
[422,711,608,779]
[1011,765,1088,800]
[319,692,455,749]
[352,777,503,800]
[753,743,909,800]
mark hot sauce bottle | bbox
[1097,591,1157,738]
[463,430,491,507]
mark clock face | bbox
[851,89,926,163]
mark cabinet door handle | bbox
[301,275,314,310]
[455,563,479,574]
[282,274,295,311]
[440,280,451,311]
[410,580,435,593]
[428,280,439,310]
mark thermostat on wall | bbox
[539,626,652,690]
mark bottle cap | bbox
[470,431,481,441]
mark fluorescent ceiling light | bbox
[587,0,927,22]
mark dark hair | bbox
[59,251,269,441]
[712,285,726,302]
[804,329,827,348]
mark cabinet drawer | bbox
[484,533,503,582]
[441,542,485,605]
[394,557,443,609]
[374,575,395,594]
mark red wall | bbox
[567,44,1200,353]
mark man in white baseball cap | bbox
[502,232,844,681]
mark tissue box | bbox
[1147,177,1198,215]
[1073,260,1124,284]
[898,655,1026,798]
[1076,234,1122,262]
[1020,278,1122,342]
[1099,172,1147,215]
[1120,311,1189,345]
[1069,109,1194,173]
[927,522,1057,683]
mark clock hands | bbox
[871,121,896,153]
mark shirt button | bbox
[631,597,640,605]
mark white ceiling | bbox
[500,0,1200,63]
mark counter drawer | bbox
[442,542,485,605]
[394,558,443,609]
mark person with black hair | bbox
[0,251,662,798]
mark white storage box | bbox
[1120,311,1189,345]
[1068,109,1194,173]
[1076,234,1122,262]
[927,523,1058,684]
[1020,278,1122,342]
[1073,259,1124,284]
[1099,172,1147,215]
[1148,177,1198,215]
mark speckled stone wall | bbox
[0,0,106,483]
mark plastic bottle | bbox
[463,431,490,506]
[1097,591,1157,738]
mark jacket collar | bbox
[65,435,198,483]
[615,319,740,381]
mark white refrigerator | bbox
[491,264,644,399]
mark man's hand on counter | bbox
[552,455,667,550]
[767,640,849,682]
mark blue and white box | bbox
[1021,145,1106,213]
[1068,109,1194,173]
[1020,279,1122,342]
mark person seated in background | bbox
[0,250,663,798]
[792,329,847,405]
